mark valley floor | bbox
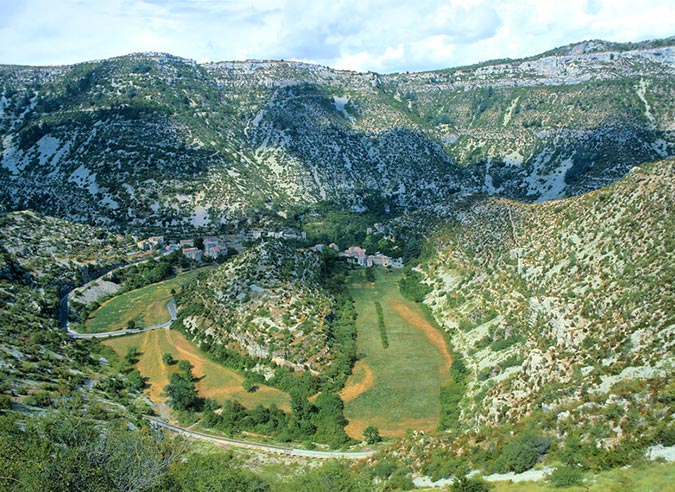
[341,268,452,438]
[84,268,211,333]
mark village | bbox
[136,226,403,268]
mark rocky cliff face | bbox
[0,38,674,233]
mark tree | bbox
[125,369,146,391]
[242,378,258,393]
[127,319,136,330]
[164,373,200,411]
[162,353,175,365]
[177,360,194,378]
[364,426,381,444]
[313,393,349,448]
[125,346,140,365]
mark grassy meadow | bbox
[341,268,452,439]
[104,328,291,411]
[84,268,210,333]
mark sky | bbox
[0,0,673,73]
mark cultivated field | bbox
[341,268,452,439]
[104,328,291,411]
[85,268,210,333]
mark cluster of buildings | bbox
[338,246,403,268]
[136,235,165,251]
[135,225,403,269]
[136,235,230,261]
[249,229,307,241]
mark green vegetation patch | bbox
[374,301,389,349]
[484,462,675,492]
[343,268,451,438]
[85,268,209,333]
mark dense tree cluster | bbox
[109,252,190,291]
[0,411,178,492]
[164,361,201,412]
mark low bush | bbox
[451,476,491,492]
[549,466,584,488]
[495,431,551,473]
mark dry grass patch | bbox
[339,360,375,403]
[104,329,290,411]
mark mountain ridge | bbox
[1,36,674,235]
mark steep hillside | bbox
[418,159,674,447]
[1,38,674,232]
[0,210,147,413]
[176,241,335,373]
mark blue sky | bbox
[1,0,673,73]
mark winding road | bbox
[59,257,178,339]
[144,416,374,460]
[66,299,177,339]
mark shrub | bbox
[658,427,675,446]
[162,353,175,365]
[549,466,584,488]
[364,425,381,444]
[0,394,12,410]
[385,467,415,491]
[23,391,52,407]
[496,432,551,473]
[450,476,491,492]
[373,460,397,479]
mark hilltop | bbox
[176,240,335,373]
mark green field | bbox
[341,268,452,439]
[84,268,210,333]
[104,328,291,412]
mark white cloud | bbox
[0,0,673,72]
